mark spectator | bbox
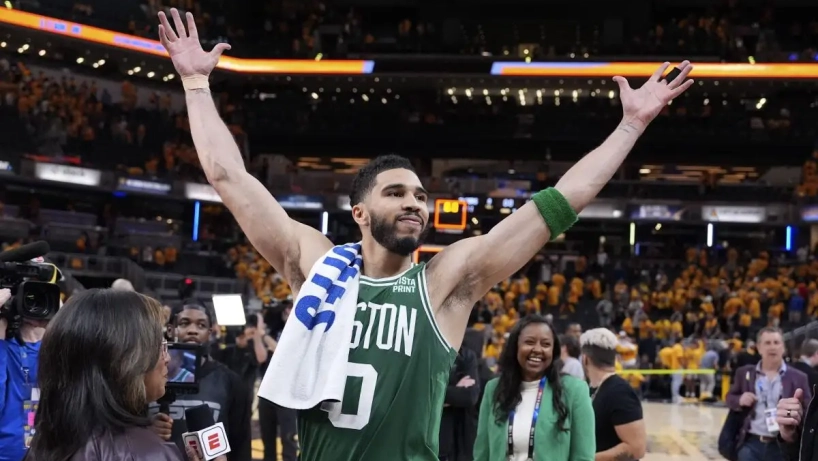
[474,315,594,461]
[726,327,811,461]
[559,334,584,380]
[792,339,818,391]
[581,328,647,461]
[438,347,480,461]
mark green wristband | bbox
[531,188,578,241]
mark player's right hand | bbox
[157,8,230,78]
[456,376,476,388]
[739,391,757,407]
[150,412,173,440]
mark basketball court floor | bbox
[250,401,728,460]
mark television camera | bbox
[0,241,62,321]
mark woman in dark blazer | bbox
[474,315,595,461]
[27,289,182,461]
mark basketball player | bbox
[157,8,693,460]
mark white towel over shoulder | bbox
[257,242,362,409]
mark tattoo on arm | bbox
[189,88,211,95]
[613,454,635,461]
[616,122,640,134]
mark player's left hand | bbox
[614,61,694,128]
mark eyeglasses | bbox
[161,340,169,356]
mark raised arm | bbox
[428,61,694,347]
[158,9,331,290]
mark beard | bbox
[370,212,429,256]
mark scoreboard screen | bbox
[413,245,445,264]
[433,199,467,231]
[458,196,529,215]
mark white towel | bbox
[257,242,362,410]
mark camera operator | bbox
[215,313,272,401]
[149,302,252,461]
[0,288,48,461]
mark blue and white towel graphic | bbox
[258,242,363,410]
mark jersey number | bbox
[327,363,377,430]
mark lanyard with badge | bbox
[507,377,546,461]
[20,341,39,449]
[756,374,780,434]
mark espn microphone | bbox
[0,241,50,262]
[181,404,231,461]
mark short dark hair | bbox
[802,339,818,358]
[756,326,783,342]
[561,334,581,359]
[349,155,415,205]
[173,300,215,327]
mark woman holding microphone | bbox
[24,289,225,461]
[474,315,595,461]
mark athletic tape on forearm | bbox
[181,75,210,91]
[531,188,578,241]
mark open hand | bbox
[615,61,694,128]
[158,8,230,78]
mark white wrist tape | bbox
[181,75,210,91]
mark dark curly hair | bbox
[493,315,569,431]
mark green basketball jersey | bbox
[297,262,457,461]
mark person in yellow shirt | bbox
[737,307,752,340]
[669,339,686,404]
[638,318,654,340]
[768,301,784,327]
[682,340,704,399]
[621,317,635,337]
[546,283,561,311]
[658,345,674,369]
[616,332,639,368]
[654,318,671,341]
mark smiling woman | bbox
[474,315,595,461]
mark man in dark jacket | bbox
[726,328,810,461]
[438,347,480,461]
[150,303,252,461]
[792,339,818,392]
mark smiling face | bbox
[354,168,431,256]
[516,323,554,381]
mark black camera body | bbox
[0,261,62,321]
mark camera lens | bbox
[17,281,60,320]
[23,291,52,318]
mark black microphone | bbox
[182,405,231,460]
[0,241,50,262]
